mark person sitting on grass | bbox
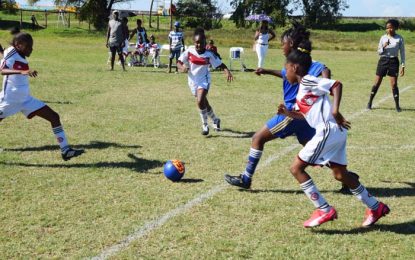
[133,34,149,66]
[0,32,84,161]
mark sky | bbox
[14,0,415,17]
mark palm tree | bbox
[149,0,154,28]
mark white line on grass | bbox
[92,85,414,259]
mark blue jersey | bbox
[281,61,325,110]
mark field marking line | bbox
[91,85,413,259]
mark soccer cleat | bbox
[366,102,372,110]
[201,124,209,135]
[362,202,390,227]
[303,207,337,228]
[62,148,85,161]
[224,174,251,189]
[396,107,402,112]
[213,118,221,131]
[339,171,360,195]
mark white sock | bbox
[53,126,70,153]
[350,184,379,210]
[199,108,208,125]
[300,179,331,213]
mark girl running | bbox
[177,28,233,135]
[0,32,84,161]
[277,40,389,228]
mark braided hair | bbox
[281,23,311,50]
[286,39,312,76]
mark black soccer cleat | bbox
[396,107,402,112]
[366,102,372,110]
[62,148,85,161]
[339,171,360,195]
[224,174,251,189]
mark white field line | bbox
[91,85,414,259]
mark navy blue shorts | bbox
[170,49,181,59]
[266,114,315,144]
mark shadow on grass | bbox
[3,141,141,152]
[43,100,74,105]
[371,107,415,112]
[240,185,415,197]
[0,20,44,30]
[0,153,163,174]
[178,178,204,183]
[206,128,255,139]
[311,220,415,235]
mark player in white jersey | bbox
[168,21,185,73]
[277,40,389,228]
[0,33,84,161]
[177,28,233,135]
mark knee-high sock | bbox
[199,108,208,125]
[53,125,70,153]
[368,85,379,105]
[300,179,331,213]
[242,148,262,183]
[393,86,400,109]
[350,184,379,210]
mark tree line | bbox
[8,0,349,30]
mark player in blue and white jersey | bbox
[168,21,185,73]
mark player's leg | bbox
[29,105,84,160]
[175,51,180,72]
[255,44,263,68]
[196,88,209,135]
[389,76,401,112]
[168,50,173,73]
[330,163,390,227]
[205,99,221,131]
[368,57,388,109]
[226,114,296,189]
[117,46,126,71]
[291,156,337,228]
[109,46,116,70]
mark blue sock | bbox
[242,148,262,183]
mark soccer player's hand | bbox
[106,43,109,48]
[226,71,233,82]
[22,70,38,77]
[255,68,265,76]
[333,112,351,131]
[400,67,405,77]
[277,104,288,115]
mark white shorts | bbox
[122,40,130,54]
[0,95,46,119]
[188,80,210,96]
[298,122,348,166]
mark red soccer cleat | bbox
[362,202,390,227]
[303,207,337,228]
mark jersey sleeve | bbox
[208,51,223,68]
[281,67,287,78]
[0,53,15,70]
[309,61,326,77]
[178,49,189,64]
[315,78,337,95]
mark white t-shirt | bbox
[169,31,184,50]
[1,47,30,102]
[257,32,269,44]
[178,49,222,87]
[295,75,339,129]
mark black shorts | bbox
[376,57,399,77]
[109,45,123,55]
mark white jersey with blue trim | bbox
[169,30,184,50]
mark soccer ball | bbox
[163,160,185,182]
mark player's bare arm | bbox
[1,69,37,77]
[321,67,331,79]
[277,104,304,120]
[176,61,188,73]
[218,63,233,82]
[331,82,351,130]
[255,68,282,78]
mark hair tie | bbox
[297,47,310,54]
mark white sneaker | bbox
[201,124,209,135]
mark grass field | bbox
[0,26,414,259]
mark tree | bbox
[294,0,349,27]
[27,0,131,30]
[175,0,219,29]
[230,0,292,28]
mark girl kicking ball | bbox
[177,28,233,135]
[0,32,84,160]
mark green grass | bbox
[0,27,414,258]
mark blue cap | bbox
[174,21,180,27]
